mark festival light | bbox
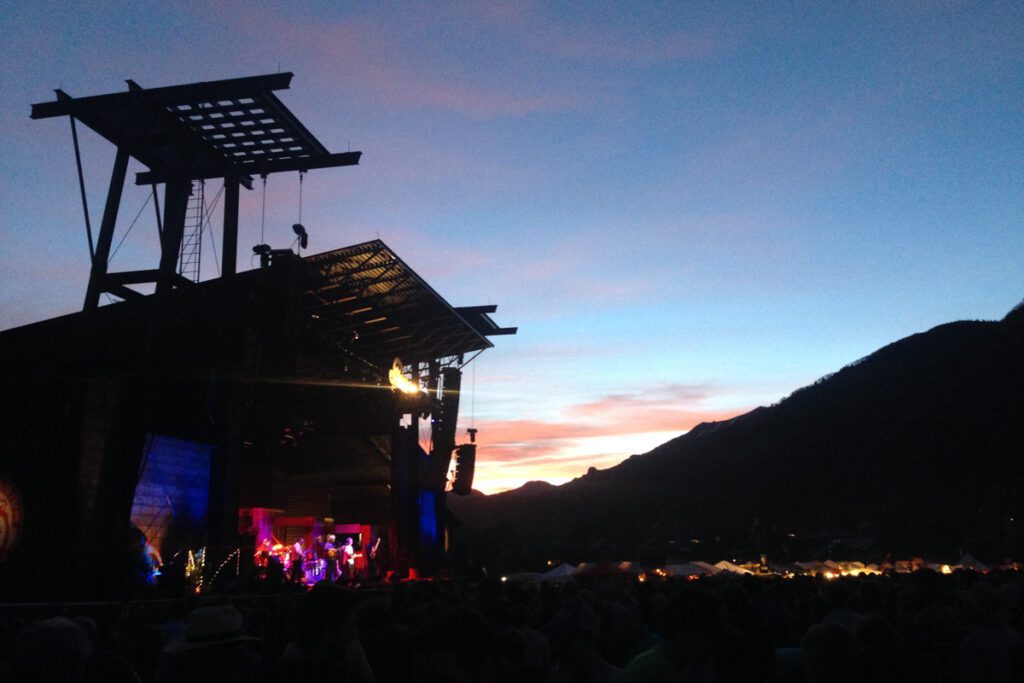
[186,548,206,594]
[209,548,241,586]
[389,358,421,394]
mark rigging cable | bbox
[471,360,476,430]
[293,171,307,254]
[108,191,153,264]
[260,175,268,244]
[203,183,226,276]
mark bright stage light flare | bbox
[389,358,422,395]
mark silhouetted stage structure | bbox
[0,74,514,598]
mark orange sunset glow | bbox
[462,386,750,493]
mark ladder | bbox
[178,180,204,282]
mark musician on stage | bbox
[323,534,339,582]
[289,539,305,583]
[254,538,273,568]
[365,537,381,582]
[341,537,356,582]
[306,535,324,583]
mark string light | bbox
[209,548,241,586]
[185,547,206,594]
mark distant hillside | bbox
[449,304,1024,568]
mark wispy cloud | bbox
[458,2,733,64]
[465,383,747,492]
[214,6,583,120]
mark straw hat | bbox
[164,605,259,653]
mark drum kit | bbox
[302,552,325,582]
[253,539,315,581]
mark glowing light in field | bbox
[389,358,421,394]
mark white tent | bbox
[766,561,798,576]
[543,563,578,582]
[959,553,990,572]
[714,560,753,575]
[692,561,722,575]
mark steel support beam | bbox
[155,178,190,296]
[134,152,360,186]
[83,148,130,310]
[222,176,240,277]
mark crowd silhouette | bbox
[2,569,1024,682]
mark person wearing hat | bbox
[163,604,261,683]
[341,537,356,582]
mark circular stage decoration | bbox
[0,478,24,561]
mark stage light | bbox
[292,223,308,249]
[389,358,421,395]
[253,243,272,267]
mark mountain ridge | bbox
[450,308,1024,567]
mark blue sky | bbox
[2,1,1021,492]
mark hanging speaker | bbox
[452,443,476,496]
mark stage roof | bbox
[31,73,360,187]
[304,240,515,369]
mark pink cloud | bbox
[455,380,754,492]
[211,6,583,119]
[475,403,737,456]
[451,1,732,64]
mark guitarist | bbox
[365,537,382,582]
[340,537,356,582]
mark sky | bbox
[1,1,1022,493]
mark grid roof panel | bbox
[302,240,504,369]
[31,73,360,186]
[167,91,323,169]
